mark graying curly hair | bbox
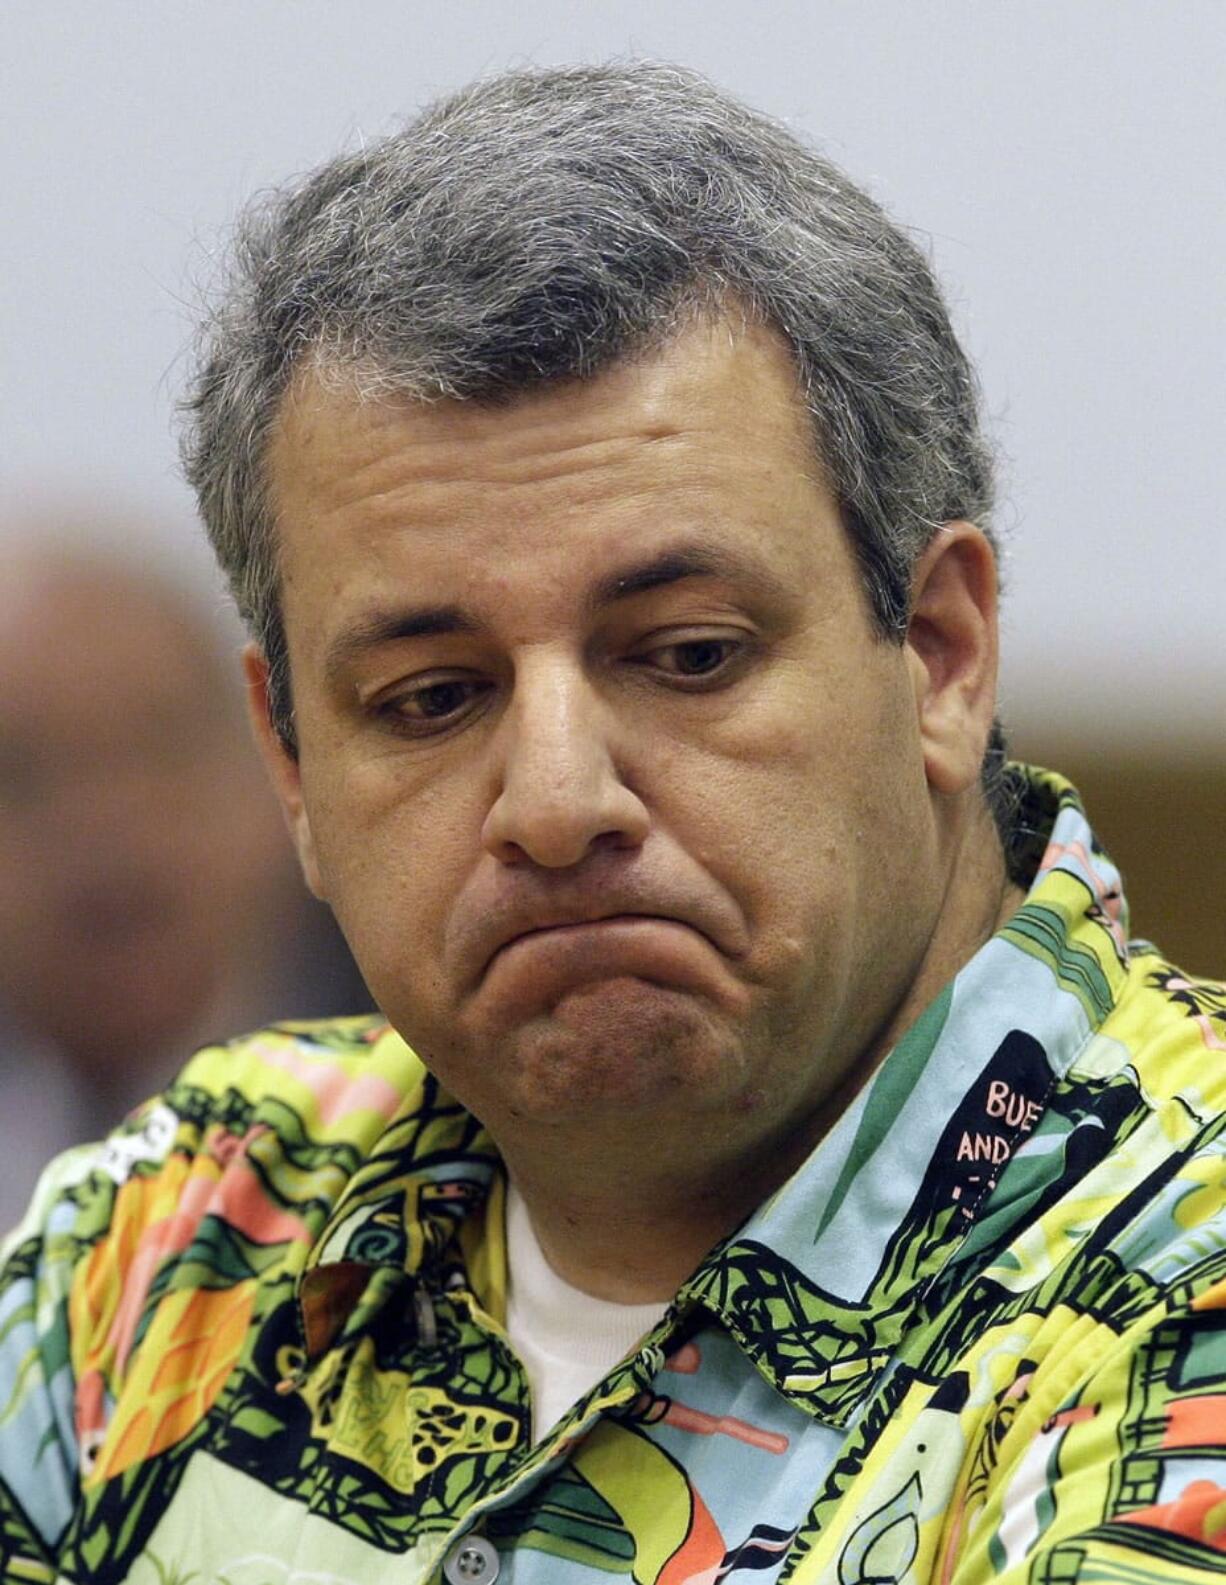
[182,60,1007,808]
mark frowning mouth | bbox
[484,911,723,976]
[477,913,743,1020]
[492,911,687,957]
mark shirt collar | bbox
[295,767,1130,1416]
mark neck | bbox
[500,803,1025,1304]
[503,1120,823,1302]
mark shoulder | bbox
[0,1016,427,1417]
[1029,947,1226,1324]
[1099,944,1226,1115]
[69,1014,425,1268]
[5,1014,423,1260]
[173,1013,427,1145]
[0,1017,428,1542]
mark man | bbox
[0,535,370,1230]
[1,61,1223,1585]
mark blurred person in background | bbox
[0,531,370,1228]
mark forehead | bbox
[272,317,816,501]
[265,318,850,647]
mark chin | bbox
[480,977,748,1122]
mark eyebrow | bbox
[589,543,789,609]
[323,540,789,685]
[323,605,479,686]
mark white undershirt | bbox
[504,1180,667,1442]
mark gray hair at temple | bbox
[181,60,1007,806]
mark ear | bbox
[241,644,325,898]
[904,522,1000,797]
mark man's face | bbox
[264,320,948,1150]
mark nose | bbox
[480,654,650,868]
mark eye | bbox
[411,680,480,718]
[643,635,745,682]
[661,638,736,675]
[378,674,492,734]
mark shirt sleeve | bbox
[0,1100,181,1580]
[0,1151,97,1578]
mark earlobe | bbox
[905,523,1000,797]
[240,644,325,898]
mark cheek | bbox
[646,727,853,974]
[301,763,473,979]
[663,664,929,938]
[658,673,883,847]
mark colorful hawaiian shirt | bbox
[2,767,1226,1585]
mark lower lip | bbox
[480,917,743,1020]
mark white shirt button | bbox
[442,1534,500,1585]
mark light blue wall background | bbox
[3,1,1223,741]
